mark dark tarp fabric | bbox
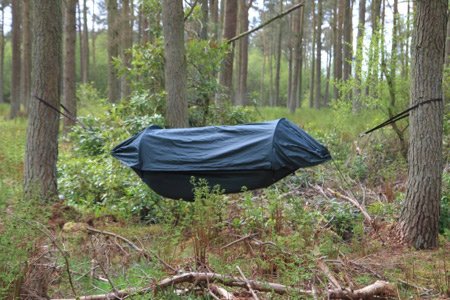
[112,118,331,201]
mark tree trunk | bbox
[343,0,352,83]
[399,0,448,250]
[0,3,5,104]
[210,0,219,39]
[314,0,322,109]
[219,0,238,100]
[324,45,331,107]
[309,0,316,108]
[353,0,366,112]
[107,0,121,102]
[21,0,31,114]
[10,0,21,119]
[288,2,304,113]
[81,0,89,83]
[91,0,97,69]
[333,0,341,100]
[63,0,77,130]
[25,0,62,201]
[366,0,381,97]
[236,0,251,106]
[445,10,450,66]
[200,0,208,40]
[274,0,283,107]
[121,0,133,99]
[162,0,188,128]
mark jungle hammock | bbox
[112,118,331,201]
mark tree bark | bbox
[399,0,448,250]
[314,0,322,109]
[353,0,366,112]
[63,0,77,130]
[107,0,121,102]
[162,0,188,128]
[10,0,21,119]
[21,0,31,114]
[81,0,89,83]
[219,0,238,100]
[25,0,62,201]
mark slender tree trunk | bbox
[210,0,219,39]
[399,0,447,250]
[0,4,4,104]
[333,0,341,100]
[92,0,97,69]
[309,0,316,108]
[21,0,31,114]
[200,0,208,40]
[289,2,304,113]
[274,0,283,106]
[107,0,120,102]
[324,45,331,107]
[25,0,62,201]
[446,10,450,67]
[10,0,21,119]
[314,0,322,109]
[366,0,381,97]
[81,0,89,83]
[121,0,133,99]
[219,0,238,100]
[343,0,352,83]
[269,36,274,106]
[287,44,293,105]
[63,0,77,130]
[236,0,251,106]
[162,0,188,128]
[219,0,225,41]
[353,0,366,112]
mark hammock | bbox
[112,118,331,201]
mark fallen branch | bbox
[316,259,341,290]
[210,284,235,300]
[237,266,259,300]
[325,188,373,224]
[325,188,386,244]
[52,272,395,300]
[328,280,395,299]
[157,272,309,295]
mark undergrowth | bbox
[0,100,449,299]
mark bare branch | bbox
[227,1,304,44]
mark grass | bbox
[0,102,449,299]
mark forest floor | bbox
[0,103,449,299]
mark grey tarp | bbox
[112,118,331,201]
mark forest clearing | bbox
[0,0,449,299]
